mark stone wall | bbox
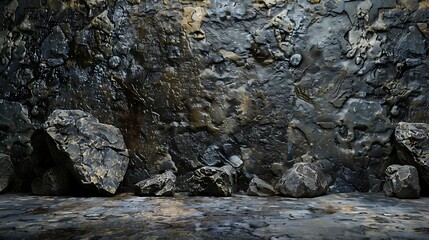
[0,0,428,193]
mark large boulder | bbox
[383,165,420,199]
[187,166,232,197]
[247,177,276,197]
[0,154,14,193]
[31,166,70,196]
[275,162,332,198]
[134,171,176,196]
[44,110,129,195]
[395,122,429,188]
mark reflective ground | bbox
[0,193,428,240]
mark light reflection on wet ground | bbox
[0,192,428,239]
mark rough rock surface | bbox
[134,171,176,197]
[395,122,429,189]
[276,162,332,198]
[0,154,14,193]
[247,177,276,197]
[0,0,428,193]
[383,165,420,199]
[187,166,232,197]
[0,100,33,191]
[31,166,70,196]
[44,110,129,195]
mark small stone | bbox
[391,105,399,116]
[383,165,420,199]
[134,171,176,197]
[0,154,14,193]
[289,54,302,67]
[44,110,129,195]
[108,56,121,68]
[187,166,232,197]
[247,177,276,197]
[225,155,243,168]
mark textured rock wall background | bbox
[0,0,428,193]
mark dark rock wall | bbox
[1,0,428,192]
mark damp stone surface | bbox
[0,193,428,240]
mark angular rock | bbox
[383,165,420,199]
[275,162,332,198]
[187,166,232,197]
[225,155,243,168]
[44,110,129,195]
[31,166,70,196]
[395,122,429,187]
[247,177,276,197]
[200,145,224,166]
[0,154,14,193]
[134,171,176,197]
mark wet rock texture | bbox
[44,110,129,195]
[134,171,176,197]
[0,0,428,193]
[383,164,420,199]
[0,193,428,239]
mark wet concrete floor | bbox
[0,192,428,239]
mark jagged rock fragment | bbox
[187,166,232,197]
[276,162,332,198]
[44,110,129,195]
[134,171,176,197]
[383,165,420,199]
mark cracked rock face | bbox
[276,162,332,198]
[44,110,129,195]
[134,171,176,197]
[383,164,420,199]
[395,122,429,189]
[0,0,428,194]
[187,166,232,197]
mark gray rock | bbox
[395,122,429,187]
[44,110,129,195]
[289,53,303,67]
[31,166,70,196]
[247,177,276,197]
[134,171,176,197]
[276,162,332,198]
[225,155,243,168]
[187,166,232,197]
[41,26,69,67]
[0,154,14,193]
[383,165,420,199]
[200,145,224,166]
